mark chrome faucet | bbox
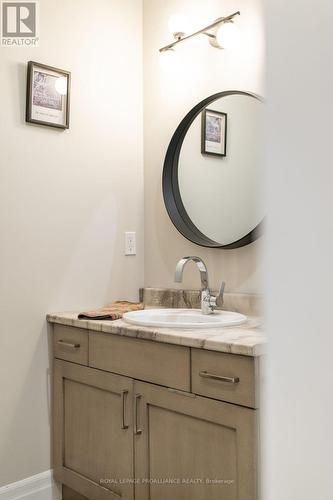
[175,256,225,315]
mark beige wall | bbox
[143,0,264,292]
[0,0,143,487]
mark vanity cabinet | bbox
[52,325,259,500]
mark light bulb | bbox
[159,49,176,71]
[215,21,239,49]
[55,76,67,95]
[168,14,188,37]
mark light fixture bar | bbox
[159,11,240,52]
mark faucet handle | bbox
[210,281,225,309]
[205,282,225,312]
[215,281,225,308]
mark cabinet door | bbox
[54,360,134,500]
[134,382,257,500]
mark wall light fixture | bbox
[159,11,240,55]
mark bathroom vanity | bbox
[48,288,264,500]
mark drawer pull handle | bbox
[199,371,240,384]
[57,340,80,349]
[134,394,143,435]
[121,390,129,430]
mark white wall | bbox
[264,0,333,498]
[143,0,264,293]
[0,0,143,487]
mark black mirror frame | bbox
[162,90,264,249]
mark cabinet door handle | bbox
[121,390,129,430]
[199,370,240,384]
[134,394,143,435]
[57,340,80,349]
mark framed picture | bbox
[201,109,227,157]
[26,61,71,129]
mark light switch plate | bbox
[125,232,136,255]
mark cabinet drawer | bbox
[191,349,258,408]
[89,332,190,391]
[53,325,88,366]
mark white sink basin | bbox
[123,308,247,329]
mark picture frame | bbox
[201,108,227,157]
[26,61,71,129]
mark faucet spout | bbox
[175,256,209,290]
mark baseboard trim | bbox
[0,470,61,500]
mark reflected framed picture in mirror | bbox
[26,61,71,129]
[201,109,227,157]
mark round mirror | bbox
[163,91,264,248]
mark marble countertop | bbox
[47,310,265,357]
